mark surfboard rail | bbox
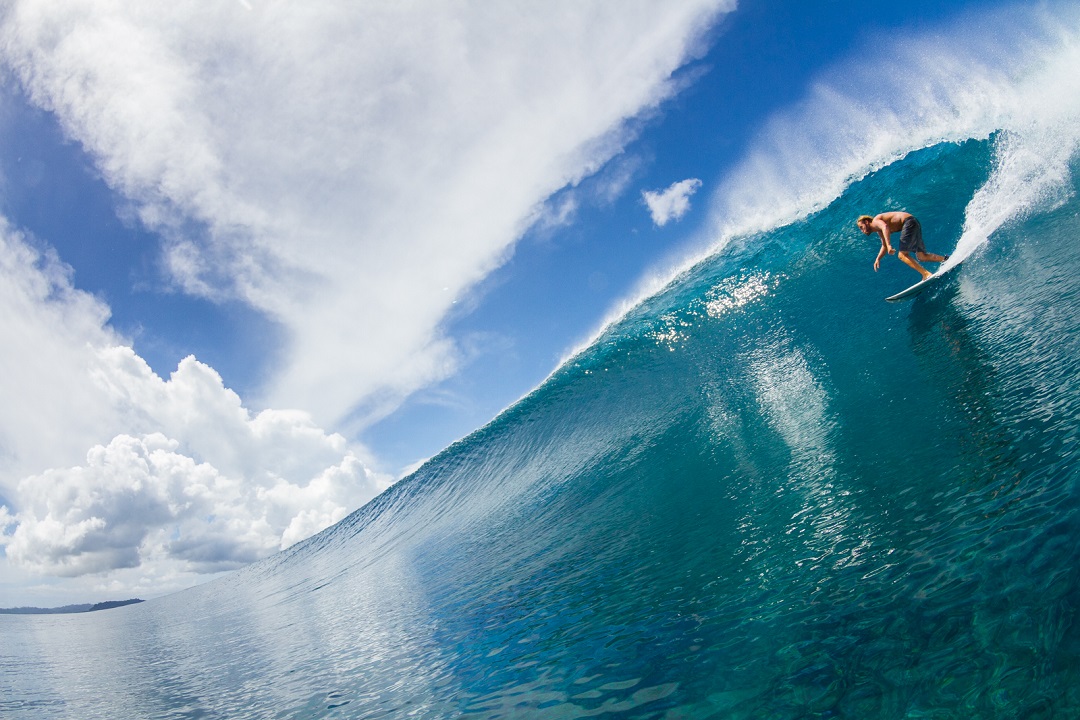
[885,273,940,302]
[885,258,962,302]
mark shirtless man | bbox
[857,211,948,281]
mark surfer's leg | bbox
[916,251,947,263]
[898,250,932,280]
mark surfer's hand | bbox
[886,246,895,255]
[874,258,880,271]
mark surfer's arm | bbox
[873,243,888,271]
[872,223,893,271]
[877,226,894,255]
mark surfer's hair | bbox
[856,215,873,226]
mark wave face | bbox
[4,133,1080,718]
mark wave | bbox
[6,4,1080,718]
[111,133,1077,718]
[571,1,1080,348]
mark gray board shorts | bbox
[899,217,926,254]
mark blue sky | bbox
[0,0,1060,605]
[363,0,989,467]
[0,0,987,473]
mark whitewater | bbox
[4,5,1080,719]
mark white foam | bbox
[948,34,1080,270]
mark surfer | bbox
[857,212,948,281]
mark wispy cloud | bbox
[0,1,736,597]
[0,0,733,430]
[642,178,703,226]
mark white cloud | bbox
[642,177,703,226]
[0,224,388,589]
[3,430,382,578]
[0,0,734,432]
[0,1,739,601]
[0,221,123,478]
[532,155,644,232]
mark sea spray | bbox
[951,35,1080,268]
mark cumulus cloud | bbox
[0,357,390,579]
[4,430,382,577]
[0,0,733,431]
[642,178,703,226]
[0,224,388,584]
[0,2,739,600]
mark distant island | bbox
[0,599,143,615]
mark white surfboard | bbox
[885,259,961,303]
[885,274,939,302]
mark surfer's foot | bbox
[920,273,932,281]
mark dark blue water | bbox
[4,134,1080,717]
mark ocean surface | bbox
[4,133,1080,718]
[6,18,1080,713]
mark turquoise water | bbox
[4,136,1080,718]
